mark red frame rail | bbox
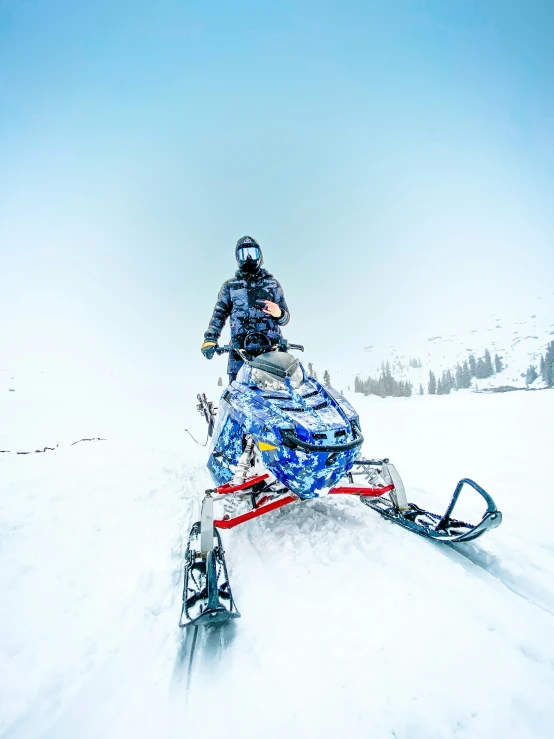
[212,476,395,530]
[215,494,297,529]
[329,483,394,497]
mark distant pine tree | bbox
[323,369,331,387]
[494,353,503,373]
[419,383,424,395]
[526,365,538,385]
[542,341,554,386]
[484,349,494,377]
[437,378,443,395]
[217,377,223,386]
[469,354,477,377]
[455,363,463,390]
[307,362,315,377]
[461,361,472,389]
[428,370,437,395]
[476,357,487,379]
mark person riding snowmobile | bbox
[201,236,290,383]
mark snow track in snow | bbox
[442,540,554,618]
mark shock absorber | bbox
[233,435,254,484]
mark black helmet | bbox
[236,235,263,274]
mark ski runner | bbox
[201,236,290,383]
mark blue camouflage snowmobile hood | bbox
[206,355,362,498]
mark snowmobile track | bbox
[186,626,199,692]
[443,541,554,618]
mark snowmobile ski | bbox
[361,476,502,543]
[179,521,240,628]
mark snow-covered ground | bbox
[2,369,554,739]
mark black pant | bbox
[228,359,244,385]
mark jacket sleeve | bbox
[204,281,232,342]
[273,280,290,327]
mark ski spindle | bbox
[384,462,409,512]
[200,493,214,555]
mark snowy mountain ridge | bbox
[332,298,554,393]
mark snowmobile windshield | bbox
[249,351,304,391]
[251,365,304,392]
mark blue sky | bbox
[1,0,553,382]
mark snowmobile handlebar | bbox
[280,427,364,453]
[214,341,304,356]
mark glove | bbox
[201,340,218,359]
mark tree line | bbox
[355,348,503,397]
[388,358,422,372]
[354,362,413,397]
[428,348,502,394]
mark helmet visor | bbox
[237,246,260,263]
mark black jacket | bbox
[204,267,290,375]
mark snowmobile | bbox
[180,336,502,628]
